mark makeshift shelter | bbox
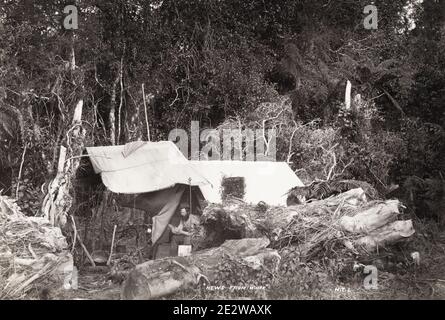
[86,141,210,245]
[189,160,304,206]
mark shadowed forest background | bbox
[0,0,444,215]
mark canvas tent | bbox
[86,141,209,194]
[86,141,209,244]
[189,160,304,206]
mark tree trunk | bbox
[109,76,119,145]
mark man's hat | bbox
[179,202,190,209]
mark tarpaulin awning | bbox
[86,141,210,194]
[190,160,304,206]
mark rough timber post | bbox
[41,100,85,227]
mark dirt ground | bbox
[49,222,445,301]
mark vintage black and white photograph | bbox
[0,0,444,303]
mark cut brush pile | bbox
[200,188,415,260]
[0,194,74,299]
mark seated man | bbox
[168,205,193,256]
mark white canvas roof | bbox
[86,141,210,194]
[189,160,304,206]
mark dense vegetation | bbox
[0,0,444,211]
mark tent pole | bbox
[188,178,192,215]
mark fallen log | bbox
[352,220,415,252]
[339,200,401,234]
[121,238,279,300]
[287,182,372,206]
